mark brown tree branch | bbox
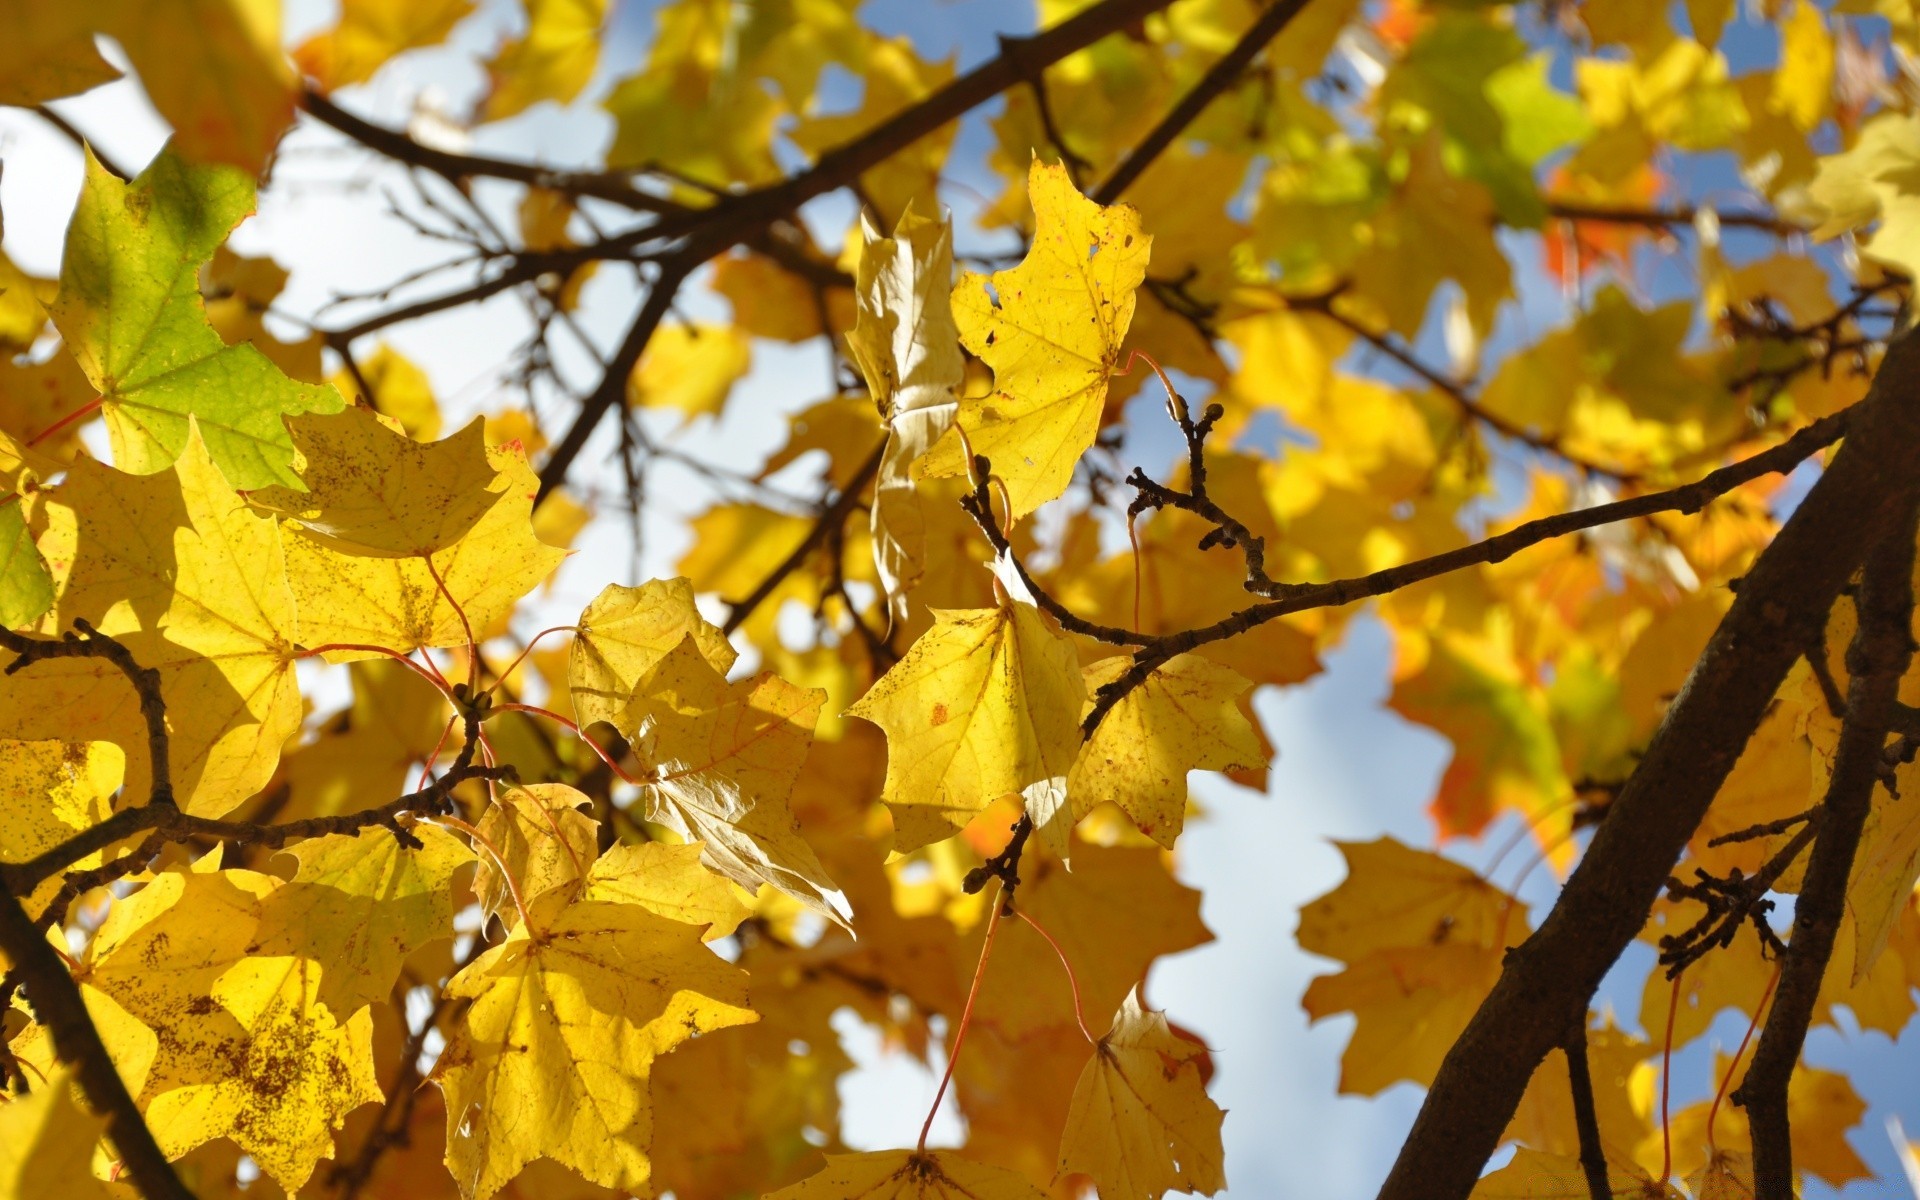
[1084,405,1853,733]
[1091,0,1314,204]
[1543,199,1805,237]
[1563,1022,1612,1200]
[1733,495,1920,1198]
[1374,329,1920,1200]
[0,885,194,1200]
[301,89,692,214]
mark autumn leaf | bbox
[1470,1147,1678,1198]
[923,159,1150,518]
[765,1150,1051,1200]
[246,407,505,557]
[483,0,609,120]
[50,148,341,490]
[621,637,844,926]
[472,782,598,921]
[1068,653,1265,848]
[1298,839,1527,1094]
[142,954,383,1190]
[626,323,752,418]
[0,432,53,627]
[0,1067,113,1199]
[568,577,736,731]
[848,601,1085,857]
[434,890,756,1199]
[1056,987,1226,1200]
[295,0,474,89]
[849,199,963,626]
[4,427,305,815]
[584,840,749,939]
[251,824,477,1014]
[286,439,567,657]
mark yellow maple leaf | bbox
[567,577,736,731]
[287,440,568,656]
[626,323,751,418]
[1298,839,1526,1094]
[850,199,963,626]
[251,824,477,1014]
[924,159,1150,518]
[0,739,121,907]
[106,0,297,173]
[483,0,608,120]
[473,783,599,921]
[1056,987,1226,1200]
[247,407,505,557]
[6,428,304,815]
[1803,111,1920,281]
[1471,1147,1677,1198]
[621,637,844,926]
[434,890,756,1200]
[847,601,1085,857]
[972,844,1211,1040]
[1068,653,1265,849]
[294,0,474,89]
[0,1067,113,1200]
[764,1150,1050,1200]
[1687,1151,1758,1200]
[0,5,118,107]
[143,955,382,1191]
[584,840,749,940]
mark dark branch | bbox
[1562,1023,1612,1200]
[1376,328,1920,1200]
[1735,493,1920,1199]
[1084,406,1854,734]
[1092,0,1314,203]
[0,885,195,1200]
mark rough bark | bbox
[1376,330,1920,1199]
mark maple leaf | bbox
[246,407,505,557]
[4,428,305,815]
[0,432,53,628]
[1056,987,1226,1200]
[621,637,844,926]
[251,825,477,1015]
[1388,627,1573,843]
[764,1150,1051,1200]
[583,840,750,939]
[972,844,1212,1040]
[295,0,475,89]
[0,739,121,910]
[0,6,119,107]
[1803,112,1920,280]
[434,890,757,1200]
[50,149,341,490]
[286,439,567,657]
[473,782,599,921]
[1470,1147,1678,1198]
[626,323,752,418]
[1298,839,1527,1094]
[848,199,963,626]
[483,0,609,120]
[848,600,1085,857]
[0,1067,113,1199]
[567,577,736,732]
[1068,653,1265,848]
[922,159,1151,518]
[142,955,383,1191]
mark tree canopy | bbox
[2,1,1919,1199]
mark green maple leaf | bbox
[50,147,341,490]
